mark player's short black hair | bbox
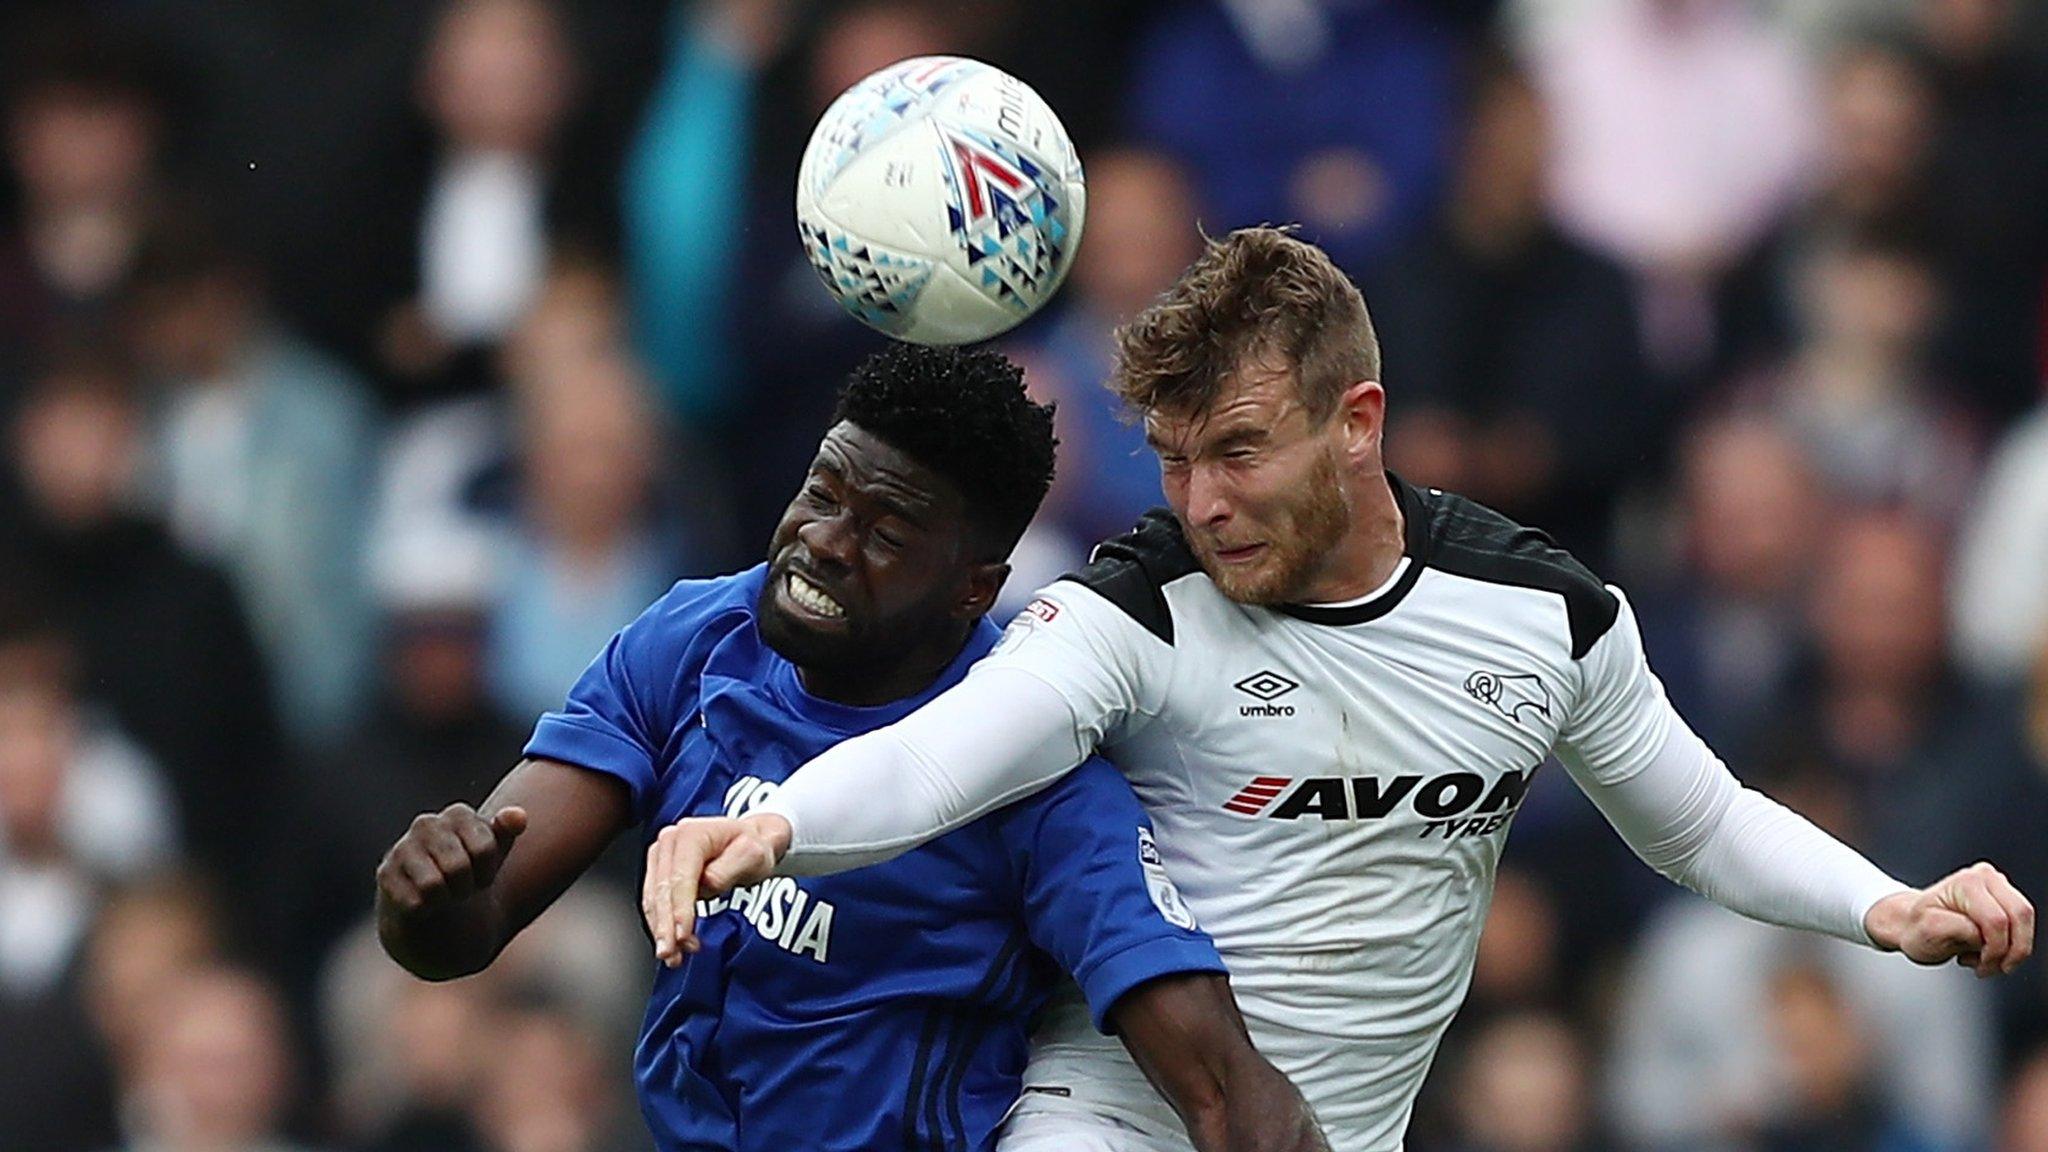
[832,344,1057,557]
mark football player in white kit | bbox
[641,228,2035,1152]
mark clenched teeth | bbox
[787,572,846,618]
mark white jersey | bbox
[763,475,1906,1152]
[985,478,1658,1148]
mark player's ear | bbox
[1336,379,1386,466]
[957,560,1010,621]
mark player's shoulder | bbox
[1054,509,1203,644]
[1406,476,1620,660]
[628,567,765,653]
[977,753,1149,868]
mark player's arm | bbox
[1112,973,1327,1152]
[995,757,1325,1151]
[376,757,632,980]
[385,582,702,977]
[1558,589,2034,974]
[644,581,1161,962]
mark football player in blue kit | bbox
[374,345,1324,1152]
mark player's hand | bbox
[642,813,792,966]
[377,803,528,915]
[1865,861,2034,976]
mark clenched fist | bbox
[1866,860,2035,976]
[377,803,529,914]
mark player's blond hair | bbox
[1111,226,1380,422]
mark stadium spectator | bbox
[1445,1011,1608,1152]
[1610,893,1993,1152]
[1716,35,1941,379]
[332,976,495,1152]
[0,18,171,384]
[470,999,640,1152]
[1911,0,2048,419]
[113,966,322,1152]
[1464,867,1567,1017]
[1370,56,1651,563]
[1633,416,1828,757]
[123,213,381,751]
[1954,635,2048,1060]
[1755,961,1945,1152]
[0,619,176,1152]
[501,253,636,399]
[1734,229,1981,524]
[1126,0,1459,275]
[1951,376,2048,687]
[0,618,177,883]
[368,256,619,616]
[484,350,694,720]
[1523,0,1819,379]
[1,348,286,924]
[362,0,616,408]
[1764,514,2007,885]
[622,0,794,424]
[77,873,228,1075]
[320,886,643,1152]
[289,523,526,971]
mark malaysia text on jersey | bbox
[523,566,1224,1152]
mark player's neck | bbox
[1293,472,1407,605]
[796,626,972,709]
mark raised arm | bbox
[1559,589,2033,973]
[642,664,1097,963]
[641,578,1169,963]
[377,757,632,980]
[1111,973,1329,1152]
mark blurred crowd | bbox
[0,2,2044,1151]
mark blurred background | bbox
[0,1,2044,1151]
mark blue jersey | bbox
[524,566,1224,1152]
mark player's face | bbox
[1147,368,1351,604]
[758,423,996,686]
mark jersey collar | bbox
[1272,471,1431,627]
[764,616,1000,735]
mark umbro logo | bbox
[1233,670,1300,717]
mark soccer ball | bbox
[796,56,1086,346]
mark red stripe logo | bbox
[949,136,1026,220]
[1222,776,1292,815]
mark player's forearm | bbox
[761,666,1091,874]
[1567,709,1908,946]
[376,891,511,981]
[1111,973,1329,1152]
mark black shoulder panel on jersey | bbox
[1060,508,1201,645]
[1408,478,1620,660]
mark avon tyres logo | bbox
[1464,671,1552,726]
[1222,767,1537,840]
[1234,670,1300,717]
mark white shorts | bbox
[994,1092,1197,1152]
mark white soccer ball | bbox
[796,56,1086,346]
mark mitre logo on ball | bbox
[796,55,1087,345]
